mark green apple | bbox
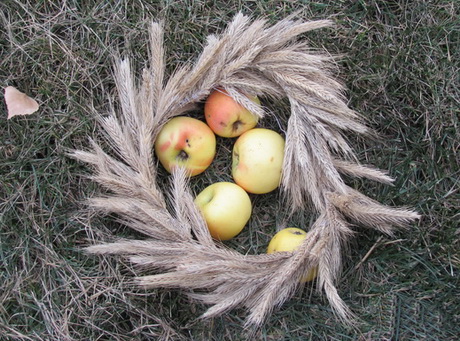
[267,227,318,282]
[154,116,216,176]
[194,182,252,241]
[232,128,285,194]
[204,88,260,138]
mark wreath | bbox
[71,13,420,327]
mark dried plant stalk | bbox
[70,13,420,327]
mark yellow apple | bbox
[204,88,260,138]
[232,128,285,194]
[267,227,318,282]
[154,116,216,176]
[194,182,252,241]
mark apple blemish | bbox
[232,151,239,167]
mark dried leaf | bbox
[4,86,39,119]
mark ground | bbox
[1,1,458,340]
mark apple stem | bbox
[232,120,242,131]
[177,150,189,161]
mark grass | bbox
[1,0,458,340]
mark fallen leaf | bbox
[4,86,39,119]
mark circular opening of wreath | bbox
[71,13,420,327]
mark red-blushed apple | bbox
[154,116,216,176]
[194,182,252,241]
[267,227,318,282]
[204,88,260,138]
[232,128,285,194]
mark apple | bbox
[204,88,260,138]
[154,116,216,176]
[232,128,285,194]
[194,182,252,241]
[267,227,318,282]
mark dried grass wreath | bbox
[71,13,420,327]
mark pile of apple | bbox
[154,88,316,281]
